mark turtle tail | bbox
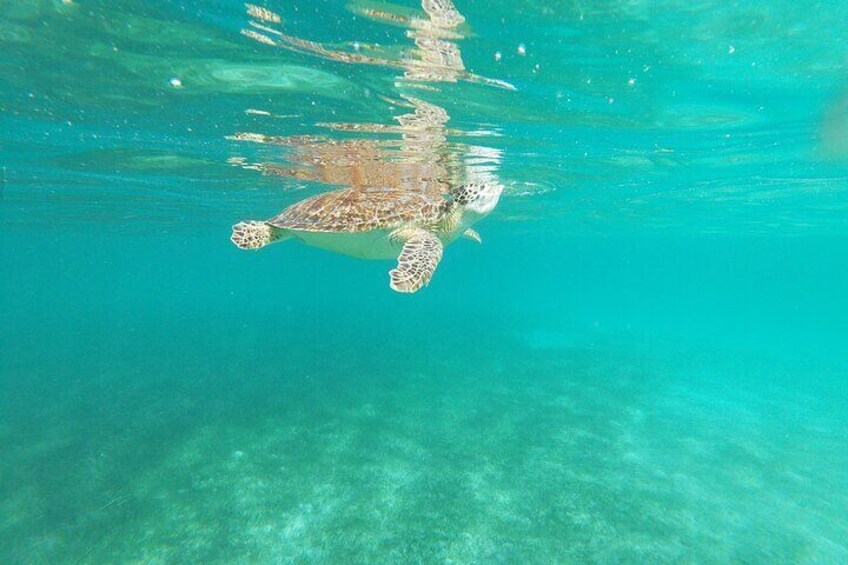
[231,221,283,250]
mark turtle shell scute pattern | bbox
[268,188,448,233]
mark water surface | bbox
[2,0,847,562]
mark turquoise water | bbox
[2,0,848,562]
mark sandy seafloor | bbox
[2,232,847,564]
[3,0,848,561]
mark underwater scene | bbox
[2,0,847,562]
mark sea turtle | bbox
[230,182,501,293]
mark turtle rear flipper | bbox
[231,221,287,250]
[389,229,443,293]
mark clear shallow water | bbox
[2,0,848,562]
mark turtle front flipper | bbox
[462,228,482,244]
[389,228,443,293]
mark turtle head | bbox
[453,182,503,217]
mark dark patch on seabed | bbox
[2,323,847,563]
